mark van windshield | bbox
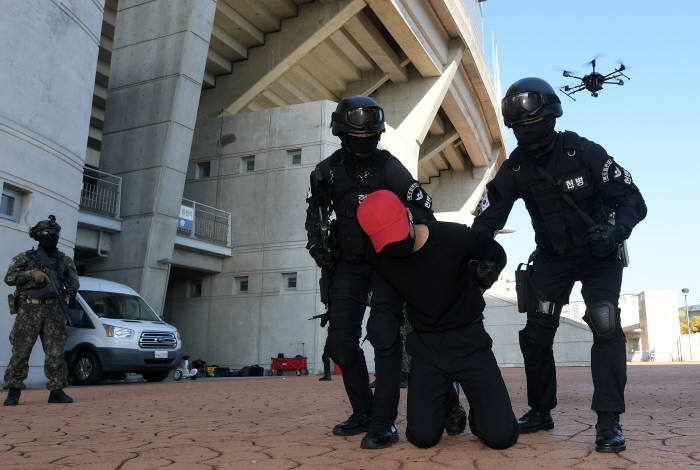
[80,291,161,321]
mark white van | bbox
[64,276,182,385]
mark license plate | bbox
[154,350,168,359]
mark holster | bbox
[514,263,532,313]
[319,267,332,306]
[618,240,629,267]
[7,293,18,315]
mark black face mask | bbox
[344,134,379,160]
[380,228,415,258]
[38,233,59,252]
[512,115,557,159]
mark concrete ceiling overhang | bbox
[199,0,507,182]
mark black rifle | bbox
[33,248,82,326]
[314,167,334,326]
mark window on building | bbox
[283,272,297,290]
[190,279,202,298]
[236,276,249,293]
[241,156,255,173]
[196,161,211,179]
[0,185,22,223]
[288,149,302,167]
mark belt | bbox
[26,298,57,305]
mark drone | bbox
[559,58,630,100]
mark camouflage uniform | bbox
[4,248,79,390]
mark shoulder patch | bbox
[406,182,420,201]
[480,193,491,212]
[601,158,614,182]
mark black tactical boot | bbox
[48,389,73,404]
[517,409,554,433]
[445,401,467,435]
[399,371,409,389]
[595,412,625,453]
[3,388,21,406]
[332,413,371,436]
[360,423,399,449]
[318,373,332,381]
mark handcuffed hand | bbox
[29,269,49,284]
[469,259,499,290]
[587,224,630,259]
[309,246,334,268]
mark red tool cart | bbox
[270,356,308,375]
[270,343,309,376]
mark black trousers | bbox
[326,260,403,427]
[522,253,626,413]
[405,323,519,449]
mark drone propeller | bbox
[583,54,604,70]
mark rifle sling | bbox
[534,166,596,227]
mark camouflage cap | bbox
[29,215,61,240]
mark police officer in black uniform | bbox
[305,96,437,449]
[472,78,647,453]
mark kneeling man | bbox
[357,190,519,449]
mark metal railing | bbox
[80,167,121,218]
[177,198,231,247]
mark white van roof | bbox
[78,276,140,296]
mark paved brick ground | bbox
[1,364,698,469]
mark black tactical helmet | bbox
[29,215,61,240]
[501,77,562,127]
[331,96,385,136]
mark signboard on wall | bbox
[178,205,194,231]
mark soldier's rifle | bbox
[33,249,82,326]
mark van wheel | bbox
[71,350,102,385]
[142,370,170,382]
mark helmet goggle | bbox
[336,106,384,130]
[501,91,550,124]
[39,229,59,237]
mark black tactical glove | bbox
[587,224,630,259]
[469,260,500,290]
[309,246,334,268]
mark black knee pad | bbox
[325,331,361,368]
[366,313,401,353]
[518,330,552,361]
[583,301,618,342]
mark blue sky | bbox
[480,1,700,306]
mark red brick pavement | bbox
[1,364,698,469]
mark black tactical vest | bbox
[510,131,608,255]
[320,149,391,262]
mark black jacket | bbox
[306,148,435,262]
[473,131,647,255]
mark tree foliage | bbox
[679,315,700,335]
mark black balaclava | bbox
[512,114,557,159]
[342,133,380,161]
[380,221,415,258]
[38,231,59,252]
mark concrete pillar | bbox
[93,0,216,312]
[0,0,105,386]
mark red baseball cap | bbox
[357,190,409,253]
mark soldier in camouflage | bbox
[3,216,79,406]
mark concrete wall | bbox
[165,101,340,373]
[639,290,681,362]
[678,334,700,362]
[88,0,216,314]
[0,0,105,386]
